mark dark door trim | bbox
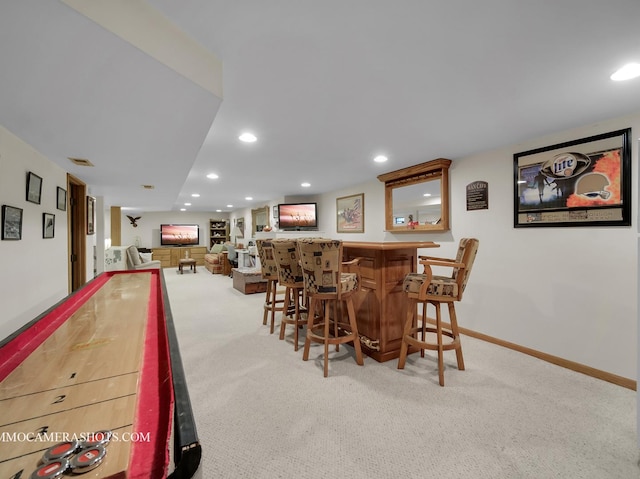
[67,174,86,292]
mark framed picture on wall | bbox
[57,187,67,211]
[43,213,55,239]
[513,128,631,228]
[336,193,364,233]
[2,205,23,240]
[26,171,43,204]
[87,196,96,235]
[236,217,245,238]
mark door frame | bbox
[67,174,87,292]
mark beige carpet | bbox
[164,266,638,479]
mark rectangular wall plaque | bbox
[466,181,488,211]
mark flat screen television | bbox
[277,203,318,230]
[160,224,200,246]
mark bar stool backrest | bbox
[296,238,344,296]
[256,239,278,280]
[271,239,304,287]
[453,237,479,298]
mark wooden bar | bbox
[343,241,439,362]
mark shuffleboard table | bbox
[0,270,201,478]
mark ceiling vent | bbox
[141,184,155,190]
[68,157,94,167]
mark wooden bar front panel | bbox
[343,241,438,362]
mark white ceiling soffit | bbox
[0,0,222,211]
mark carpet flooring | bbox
[164,267,638,479]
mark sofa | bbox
[204,243,229,274]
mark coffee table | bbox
[178,258,197,274]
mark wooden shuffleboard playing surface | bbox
[0,272,170,478]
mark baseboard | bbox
[465,327,636,390]
[423,317,636,390]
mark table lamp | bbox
[232,226,243,246]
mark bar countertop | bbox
[343,241,439,250]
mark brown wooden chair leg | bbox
[334,301,340,352]
[398,298,415,369]
[323,301,330,377]
[293,288,301,351]
[302,299,317,361]
[262,280,271,326]
[279,287,291,341]
[435,303,445,387]
[420,301,427,358]
[346,297,363,366]
[269,281,278,334]
[448,302,465,371]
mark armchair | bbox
[126,245,161,270]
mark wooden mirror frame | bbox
[377,158,451,233]
[251,205,270,233]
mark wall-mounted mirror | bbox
[252,206,270,233]
[377,159,451,232]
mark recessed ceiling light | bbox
[180,208,186,211]
[239,132,257,143]
[374,155,388,163]
[184,203,191,206]
[216,209,222,212]
[611,63,640,81]
[191,193,200,197]
[423,193,431,197]
[227,204,233,208]
[245,196,253,201]
[206,173,219,179]
[301,182,311,187]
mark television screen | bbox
[278,203,318,230]
[160,224,199,246]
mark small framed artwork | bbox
[337,193,364,233]
[273,205,278,218]
[2,205,23,240]
[87,196,96,235]
[236,217,245,238]
[43,213,55,239]
[26,171,43,204]
[57,187,67,211]
[513,128,631,228]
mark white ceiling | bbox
[2,0,640,213]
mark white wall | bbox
[2,110,638,382]
[117,211,229,248]
[0,126,69,339]
[314,113,639,381]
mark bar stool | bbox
[256,239,285,334]
[397,238,479,386]
[297,238,364,377]
[271,239,306,351]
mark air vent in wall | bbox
[68,157,94,167]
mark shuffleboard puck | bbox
[42,440,81,463]
[30,458,70,478]
[69,445,107,473]
[81,429,112,448]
